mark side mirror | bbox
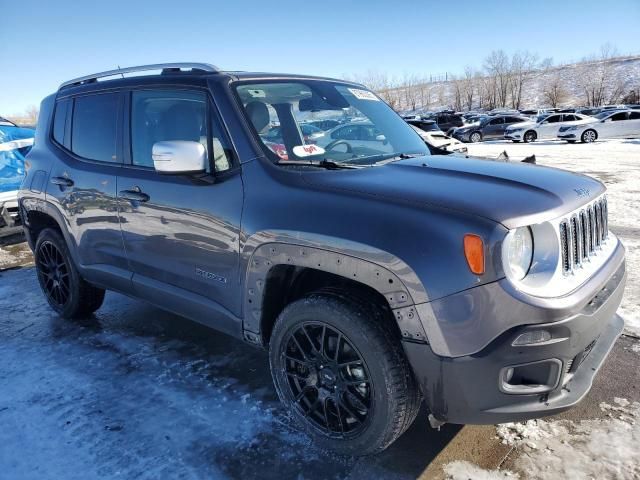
[152,141,207,174]
[376,134,388,145]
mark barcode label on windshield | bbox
[348,88,380,101]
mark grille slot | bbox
[560,196,608,274]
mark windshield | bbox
[235,81,429,166]
[535,114,550,123]
[595,112,612,119]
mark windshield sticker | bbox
[247,89,266,98]
[292,144,325,157]
[348,88,380,101]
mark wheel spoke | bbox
[284,354,308,367]
[338,396,363,424]
[285,371,308,382]
[290,333,309,361]
[334,332,342,362]
[320,325,327,358]
[301,326,318,354]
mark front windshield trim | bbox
[231,78,430,168]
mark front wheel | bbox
[523,130,537,143]
[35,228,105,318]
[581,129,597,143]
[269,292,421,455]
[469,132,482,143]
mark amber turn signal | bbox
[463,234,485,275]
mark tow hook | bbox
[428,413,446,430]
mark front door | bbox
[117,88,243,326]
[483,117,504,138]
[537,114,562,138]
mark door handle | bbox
[119,189,150,202]
[50,176,74,187]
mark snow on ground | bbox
[445,398,640,479]
[467,139,640,338]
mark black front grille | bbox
[560,196,609,274]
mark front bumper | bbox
[558,133,577,139]
[504,131,522,140]
[403,259,626,424]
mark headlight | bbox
[509,128,523,133]
[502,227,533,280]
[567,125,580,131]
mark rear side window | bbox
[489,117,504,125]
[52,98,70,145]
[71,94,120,162]
[629,112,640,120]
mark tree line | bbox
[346,44,639,112]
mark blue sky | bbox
[1,0,639,114]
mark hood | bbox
[301,155,605,229]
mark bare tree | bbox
[484,50,510,107]
[508,51,538,109]
[461,67,476,111]
[578,43,620,106]
[542,73,568,107]
[450,74,463,111]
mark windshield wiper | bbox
[360,152,424,165]
[275,159,359,169]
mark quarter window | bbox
[52,98,70,145]
[629,112,640,120]
[71,93,119,162]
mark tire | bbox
[581,129,597,143]
[34,228,105,318]
[469,131,482,143]
[269,292,421,456]
[523,130,537,143]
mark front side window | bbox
[235,81,429,167]
[489,117,504,125]
[71,93,119,162]
[130,90,233,172]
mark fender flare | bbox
[242,233,431,344]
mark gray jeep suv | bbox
[19,63,626,455]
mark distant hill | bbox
[387,55,640,113]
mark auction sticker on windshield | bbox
[292,144,325,157]
[348,88,380,101]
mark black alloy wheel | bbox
[36,240,71,308]
[281,321,372,437]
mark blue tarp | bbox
[0,124,35,194]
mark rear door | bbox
[46,92,129,283]
[116,88,243,331]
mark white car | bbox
[316,122,394,153]
[410,125,467,153]
[557,109,640,143]
[504,113,593,143]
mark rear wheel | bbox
[523,130,537,143]
[469,131,482,143]
[35,228,105,318]
[581,129,597,143]
[269,292,421,455]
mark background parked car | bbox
[406,118,441,132]
[558,109,640,143]
[316,121,393,153]
[426,111,464,134]
[504,113,593,142]
[409,125,468,154]
[452,114,529,142]
[0,120,35,228]
[305,119,341,131]
[263,123,325,143]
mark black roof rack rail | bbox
[59,62,219,89]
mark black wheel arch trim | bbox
[242,233,430,345]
